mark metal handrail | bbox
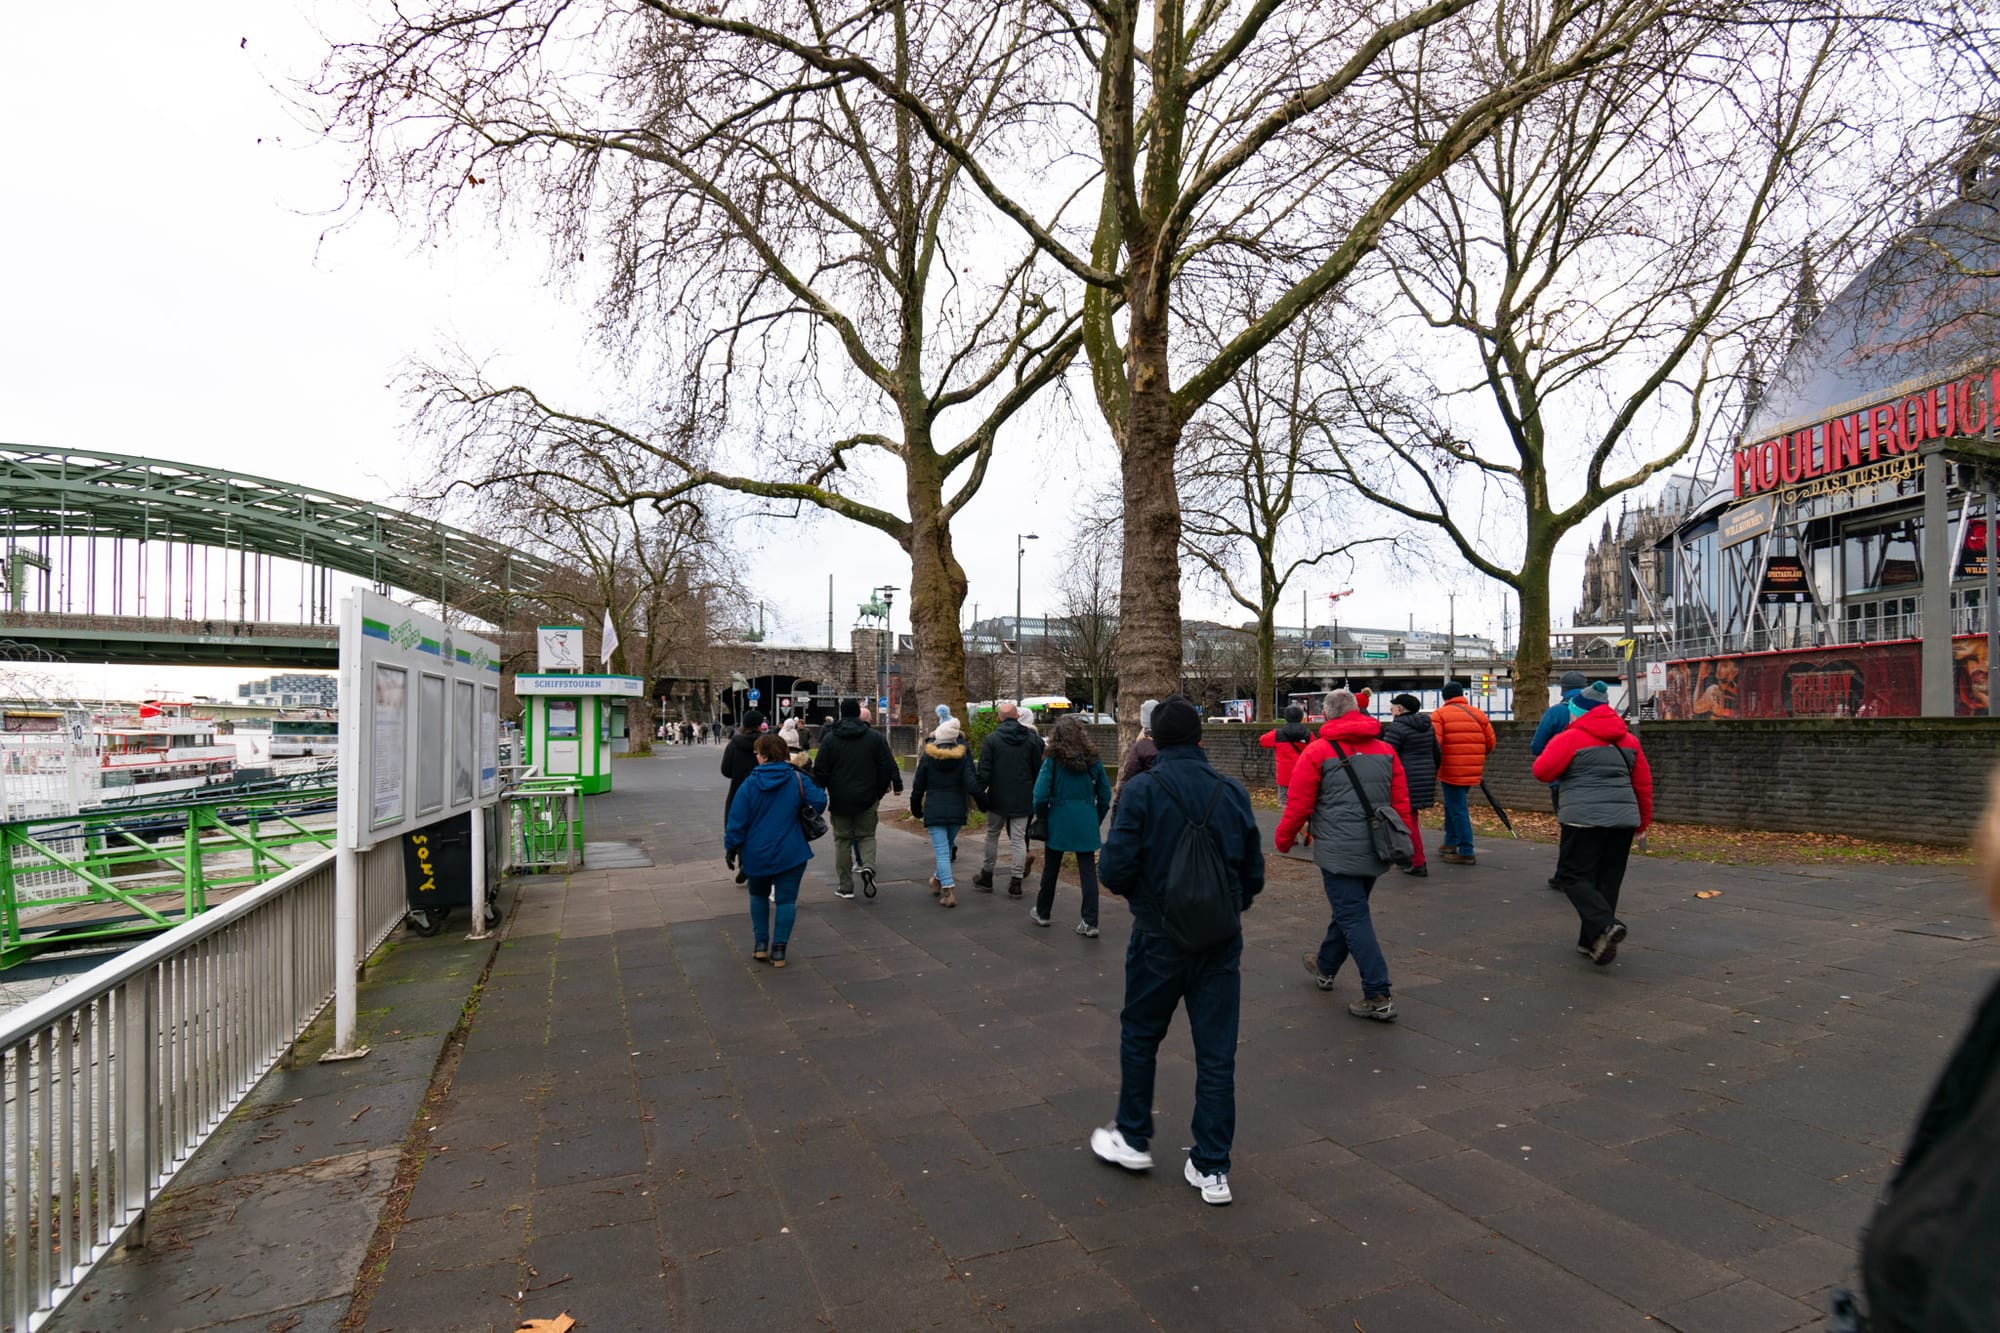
[1,837,402,1330]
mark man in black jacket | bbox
[974,701,1044,895]
[812,699,905,900]
[1090,696,1265,1207]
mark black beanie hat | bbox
[1391,693,1421,712]
[1441,681,1464,699]
[839,697,862,719]
[1284,705,1305,724]
[742,708,765,730]
[1152,695,1202,747]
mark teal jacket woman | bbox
[1030,717,1113,935]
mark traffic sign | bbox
[748,688,761,702]
[878,695,889,706]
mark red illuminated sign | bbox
[1732,366,1999,498]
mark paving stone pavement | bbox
[346,748,1995,1333]
[48,746,1994,1332]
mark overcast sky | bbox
[0,4,1599,703]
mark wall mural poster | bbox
[479,685,500,796]
[452,678,476,805]
[1658,637,1991,719]
[419,673,446,813]
[370,663,408,827]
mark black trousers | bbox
[1555,825,1634,946]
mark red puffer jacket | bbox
[1259,721,1314,787]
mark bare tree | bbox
[1180,305,1395,717]
[1323,15,1890,695]
[319,1,1080,726]
[1044,534,1120,716]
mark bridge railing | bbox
[0,838,403,1331]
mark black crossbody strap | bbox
[1327,739,1376,811]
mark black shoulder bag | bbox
[1329,740,1415,867]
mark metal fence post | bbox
[115,973,157,1250]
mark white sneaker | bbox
[1184,1155,1232,1205]
[1075,921,1100,938]
[1089,1124,1153,1172]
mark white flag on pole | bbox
[601,608,621,668]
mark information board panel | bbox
[339,590,502,850]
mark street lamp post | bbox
[1015,533,1038,699]
[873,585,898,729]
[883,586,897,723]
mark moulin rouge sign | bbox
[1733,366,2000,498]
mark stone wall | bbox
[1032,716,1999,847]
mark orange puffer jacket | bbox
[1431,697,1496,787]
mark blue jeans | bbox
[1316,871,1391,997]
[746,863,805,948]
[1440,783,1474,854]
[927,824,961,887]
[1115,927,1241,1175]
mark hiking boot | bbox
[835,884,856,900]
[1300,952,1336,992]
[1028,908,1051,927]
[1348,993,1396,1021]
[1007,878,1023,897]
[973,868,994,889]
[929,874,942,896]
[939,886,957,908]
[859,865,877,898]
[1090,1124,1153,1172]
[753,944,769,962]
[1441,851,1476,865]
[1590,921,1628,965]
[769,943,787,968]
[1403,864,1428,877]
[1183,1156,1233,1205]
[1075,921,1100,938]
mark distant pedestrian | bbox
[719,709,768,882]
[1531,682,1652,964]
[1030,716,1113,935]
[1258,705,1313,807]
[911,716,976,908]
[812,698,904,901]
[1091,696,1265,1206]
[1382,693,1438,878]
[1531,670,1590,889]
[975,701,1045,895]
[1277,689,1414,1021]
[1116,698,1162,788]
[1431,681,1496,865]
[1835,772,2000,1331]
[723,733,828,968]
[779,716,808,767]
[859,701,873,725]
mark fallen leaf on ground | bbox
[1695,890,1722,899]
[517,1316,574,1333]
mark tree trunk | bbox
[1113,265,1185,752]
[1255,605,1277,723]
[903,457,971,728]
[1513,553,1553,717]
[627,693,654,756]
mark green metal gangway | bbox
[0,778,338,968]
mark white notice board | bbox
[339,590,502,850]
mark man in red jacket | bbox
[1530,683,1654,964]
[1275,689,1417,1021]
[1258,705,1314,807]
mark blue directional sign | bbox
[878,696,889,706]
[748,689,761,702]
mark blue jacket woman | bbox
[725,733,827,967]
[1031,716,1114,935]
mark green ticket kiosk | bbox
[517,673,644,795]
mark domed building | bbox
[1655,132,2000,719]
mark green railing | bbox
[0,783,338,968]
[506,778,582,873]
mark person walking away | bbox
[1831,772,2000,1332]
[1431,682,1496,865]
[1277,689,1414,1020]
[1530,670,1590,889]
[1383,694,1438,879]
[778,716,808,766]
[911,716,976,908]
[719,708,767,882]
[1090,697,1265,1206]
[975,701,1045,896]
[723,733,828,968]
[1259,705,1314,809]
[1030,716,1114,935]
[1530,682,1652,964]
[812,698,904,900]
[1115,699,1163,797]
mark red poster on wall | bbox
[1659,637,1990,719]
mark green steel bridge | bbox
[0,446,555,667]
